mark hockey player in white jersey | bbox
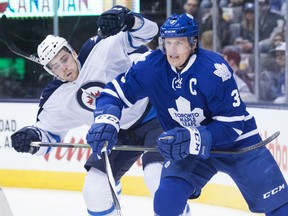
[10,6,171,216]
[86,13,288,216]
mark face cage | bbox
[158,36,196,54]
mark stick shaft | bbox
[30,142,156,151]
[101,143,122,215]
[31,131,280,155]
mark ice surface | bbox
[2,187,261,216]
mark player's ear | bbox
[191,38,198,50]
[72,50,77,59]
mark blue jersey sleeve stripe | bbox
[232,127,243,135]
[244,114,253,121]
[235,129,259,141]
[111,80,133,107]
[102,89,119,99]
[212,115,245,122]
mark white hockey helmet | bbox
[37,35,73,75]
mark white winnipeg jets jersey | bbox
[34,16,158,145]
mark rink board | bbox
[0,102,287,212]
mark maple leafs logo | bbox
[168,97,205,127]
[213,63,231,82]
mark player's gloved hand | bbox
[11,126,41,154]
[86,106,121,160]
[157,126,212,161]
[97,5,135,39]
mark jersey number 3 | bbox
[231,89,241,107]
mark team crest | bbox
[77,82,105,112]
[213,63,231,82]
[168,97,205,127]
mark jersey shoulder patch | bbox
[196,49,233,83]
[213,62,232,82]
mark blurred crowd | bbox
[147,0,287,104]
[1,0,287,104]
[189,0,287,104]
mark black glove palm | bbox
[11,126,41,154]
[97,5,135,39]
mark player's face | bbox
[164,37,194,70]
[48,49,79,82]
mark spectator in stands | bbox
[260,32,285,53]
[200,5,231,48]
[200,30,214,50]
[220,0,245,7]
[221,0,245,24]
[223,49,256,102]
[199,0,212,9]
[260,42,286,103]
[269,0,285,14]
[146,35,159,50]
[231,2,254,54]
[258,0,285,45]
[183,0,201,21]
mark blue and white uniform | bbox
[30,15,164,216]
[96,48,288,214]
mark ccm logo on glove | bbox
[157,126,212,161]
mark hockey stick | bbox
[0,14,41,64]
[31,131,280,155]
[101,142,122,216]
[0,188,14,216]
[30,142,157,152]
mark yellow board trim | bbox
[0,169,262,214]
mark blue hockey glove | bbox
[11,126,41,154]
[86,106,121,160]
[157,126,212,161]
[97,5,135,39]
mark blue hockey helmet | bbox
[159,13,199,54]
[160,13,199,39]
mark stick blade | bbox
[0,15,41,64]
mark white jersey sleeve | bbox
[117,14,158,53]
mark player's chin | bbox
[66,72,78,81]
[168,59,184,68]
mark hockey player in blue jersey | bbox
[86,13,288,216]
[10,6,174,216]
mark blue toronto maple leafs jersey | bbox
[99,48,262,150]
